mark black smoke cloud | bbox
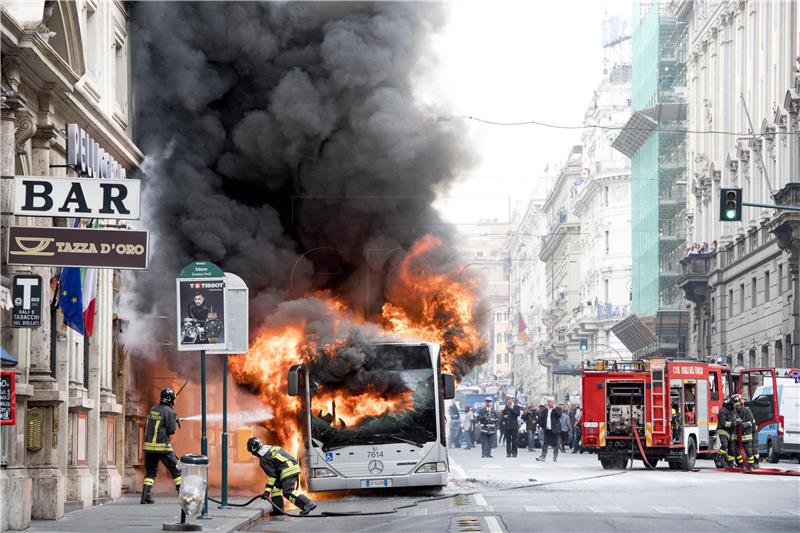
[127,2,481,369]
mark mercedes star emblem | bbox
[367,460,384,474]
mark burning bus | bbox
[287,340,455,491]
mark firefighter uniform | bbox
[247,437,316,516]
[716,399,737,467]
[735,400,759,468]
[141,389,181,504]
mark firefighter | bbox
[141,388,181,504]
[716,396,737,467]
[733,394,759,468]
[247,437,317,516]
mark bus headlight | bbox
[415,462,447,473]
[312,468,337,478]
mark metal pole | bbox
[742,201,800,213]
[200,350,210,519]
[219,354,229,509]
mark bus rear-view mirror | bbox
[288,364,302,396]
[442,373,455,400]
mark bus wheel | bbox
[600,457,616,470]
[767,442,780,464]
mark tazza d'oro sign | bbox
[6,226,149,270]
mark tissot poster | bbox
[176,279,226,351]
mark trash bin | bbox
[178,454,208,518]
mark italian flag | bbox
[79,218,98,337]
[81,267,97,337]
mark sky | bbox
[429,0,633,225]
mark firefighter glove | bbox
[262,488,272,500]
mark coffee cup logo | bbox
[10,237,55,256]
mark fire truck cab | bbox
[581,358,732,470]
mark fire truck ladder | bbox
[651,365,666,436]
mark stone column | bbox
[26,89,67,521]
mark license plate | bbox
[361,479,391,488]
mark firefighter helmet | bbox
[247,437,265,456]
[160,387,176,406]
[730,393,744,406]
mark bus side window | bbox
[709,371,719,401]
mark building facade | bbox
[506,187,550,403]
[1,1,140,529]
[570,59,634,371]
[539,146,584,401]
[678,0,800,369]
[457,221,512,383]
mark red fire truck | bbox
[581,358,733,469]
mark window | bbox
[496,333,502,343]
[751,277,757,309]
[605,231,610,254]
[85,4,98,75]
[739,284,745,314]
[711,297,716,322]
[749,232,757,252]
[114,37,129,118]
[709,371,720,401]
[764,270,770,301]
[604,279,609,303]
[603,186,609,206]
[496,353,501,364]
[779,264,784,293]
[504,353,510,364]
[728,289,733,318]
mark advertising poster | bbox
[176,278,226,351]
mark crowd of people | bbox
[448,397,584,461]
[687,240,717,254]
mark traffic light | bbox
[720,188,742,222]
[579,338,589,352]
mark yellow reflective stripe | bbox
[151,419,160,445]
[143,442,172,452]
[286,490,301,503]
[143,478,154,486]
[598,422,606,447]
[717,429,730,437]
[271,488,283,496]
[645,422,652,447]
[280,464,301,478]
[173,476,182,486]
[717,449,726,455]
[266,477,276,487]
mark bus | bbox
[287,340,456,491]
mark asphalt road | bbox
[241,446,800,533]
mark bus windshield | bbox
[309,344,437,451]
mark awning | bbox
[1,346,18,365]
[611,112,657,158]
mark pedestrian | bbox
[501,397,521,457]
[559,404,570,452]
[141,388,182,504]
[522,404,537,452]
[572,407,583,453]
[448,402,462,448]
[478,398,499,458]
[462,406,475,449]
[536,397,562,462]
[247,437,317,516]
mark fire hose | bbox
[629,419,799,476]
[205,470,629,518]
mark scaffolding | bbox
[626,0,688,317]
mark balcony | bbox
[676,253,711,305]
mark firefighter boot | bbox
[140,485,154,505]
[269,495,285,516]
[297,494,317,516]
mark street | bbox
[244,449,800,533]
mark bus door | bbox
[737,368,779,432]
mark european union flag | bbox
[58,267,84,335]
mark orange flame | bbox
[228,235,487,460]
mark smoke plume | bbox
[127,2,485,375]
